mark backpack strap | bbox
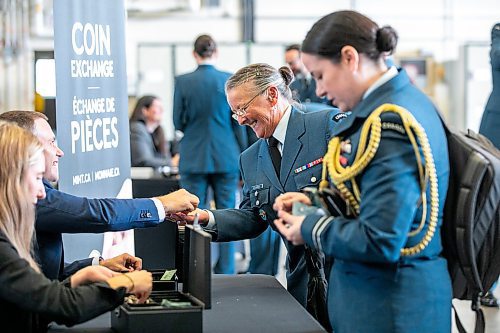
[452,303,486,333]
[435,110,489,333]
[456,152,490,289]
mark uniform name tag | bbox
[251,184,264,190]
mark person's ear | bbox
[340,45,359,72]
[192,51,201,62]
[267,86,278,106]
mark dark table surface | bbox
[48,274,326,333]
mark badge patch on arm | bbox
[332,111,351,122]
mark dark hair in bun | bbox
[302,10,398,62]
[194,34,217,58]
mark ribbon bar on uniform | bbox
[294,157,323,174]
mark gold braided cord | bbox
[321,103,439,256]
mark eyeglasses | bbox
[231,88,267,120]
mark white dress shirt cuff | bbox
[89,250,102,266]
[151,198,166,221]
[206,209,216,229]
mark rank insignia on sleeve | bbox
[294,157,323,174]
[259,209,267,221]
[381,122,406,134]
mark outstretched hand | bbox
[156,189,200,214]
[100,253,142,272]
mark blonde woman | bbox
[0,121,152,333]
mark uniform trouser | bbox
[180,172,239,274]
[248,228,281,275]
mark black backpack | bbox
[440,119,500,333]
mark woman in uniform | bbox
[274,10,452,333]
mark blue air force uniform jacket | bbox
[173,64,247,174]
[36,179,162,280]
[301,69,452,332]
[205,107,343,305]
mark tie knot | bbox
[268,136,280,148]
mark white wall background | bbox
[123,0,499,134]
[2,0,499,131]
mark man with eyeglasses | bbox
[173,35,247,274]
[177,63,345,330]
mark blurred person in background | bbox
[285,43,331,112]
[130,95,179,168]
[173,34,247,274]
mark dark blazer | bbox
[0,231,125,333]
[130,120,171,167]
[173,64,247,174]
[205,107,342,305]
[36,179,162,280]
[479,23,500,149]
[301,69,452,332]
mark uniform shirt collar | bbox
[271,104,291,146]
[362,66,398,100]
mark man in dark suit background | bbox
[0,111,199,280]
[173,35,247,274]
[285,44,330,110]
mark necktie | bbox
[268,136,281,177]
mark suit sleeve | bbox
[0,237,125,326]
[61,258,93,280]
[301,121,421,263]
[173,78,187,132]
[205,154,268,241]
[130,122,171,167]
[36,184,162,233]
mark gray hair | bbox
[225,63,294,102]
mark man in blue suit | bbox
[182,63,343,314]
[0,111,199,280]
[173,35,247,274]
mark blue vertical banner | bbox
[53,0,132,261]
